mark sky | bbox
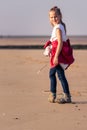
[0,0,87,36]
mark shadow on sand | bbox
[72,101,87,104]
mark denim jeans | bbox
[49,65,70,95]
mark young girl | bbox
[44,6,74,103]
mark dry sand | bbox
[0,40,87,130]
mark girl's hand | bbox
[53,56,58,65]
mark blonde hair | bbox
[50,6,66,33]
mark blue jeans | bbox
[49,65,70,95]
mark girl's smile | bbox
[49,11,61,26]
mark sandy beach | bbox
[0,38,87,130]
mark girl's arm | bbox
[53,28,63,65]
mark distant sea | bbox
[0,35,87,45]
[0,35,87,49]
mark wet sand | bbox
[0,39,87,130]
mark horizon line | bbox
[0,35,87,38]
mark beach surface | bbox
[0,38,87,130]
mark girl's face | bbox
[49,11,61,26]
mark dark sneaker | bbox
[57,93,71,104]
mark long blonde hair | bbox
[50,6,66,33]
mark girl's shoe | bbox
[48,92,56,103]
[57,93,71,104]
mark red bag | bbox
[59,39,74,65]
[50,39,75,68]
